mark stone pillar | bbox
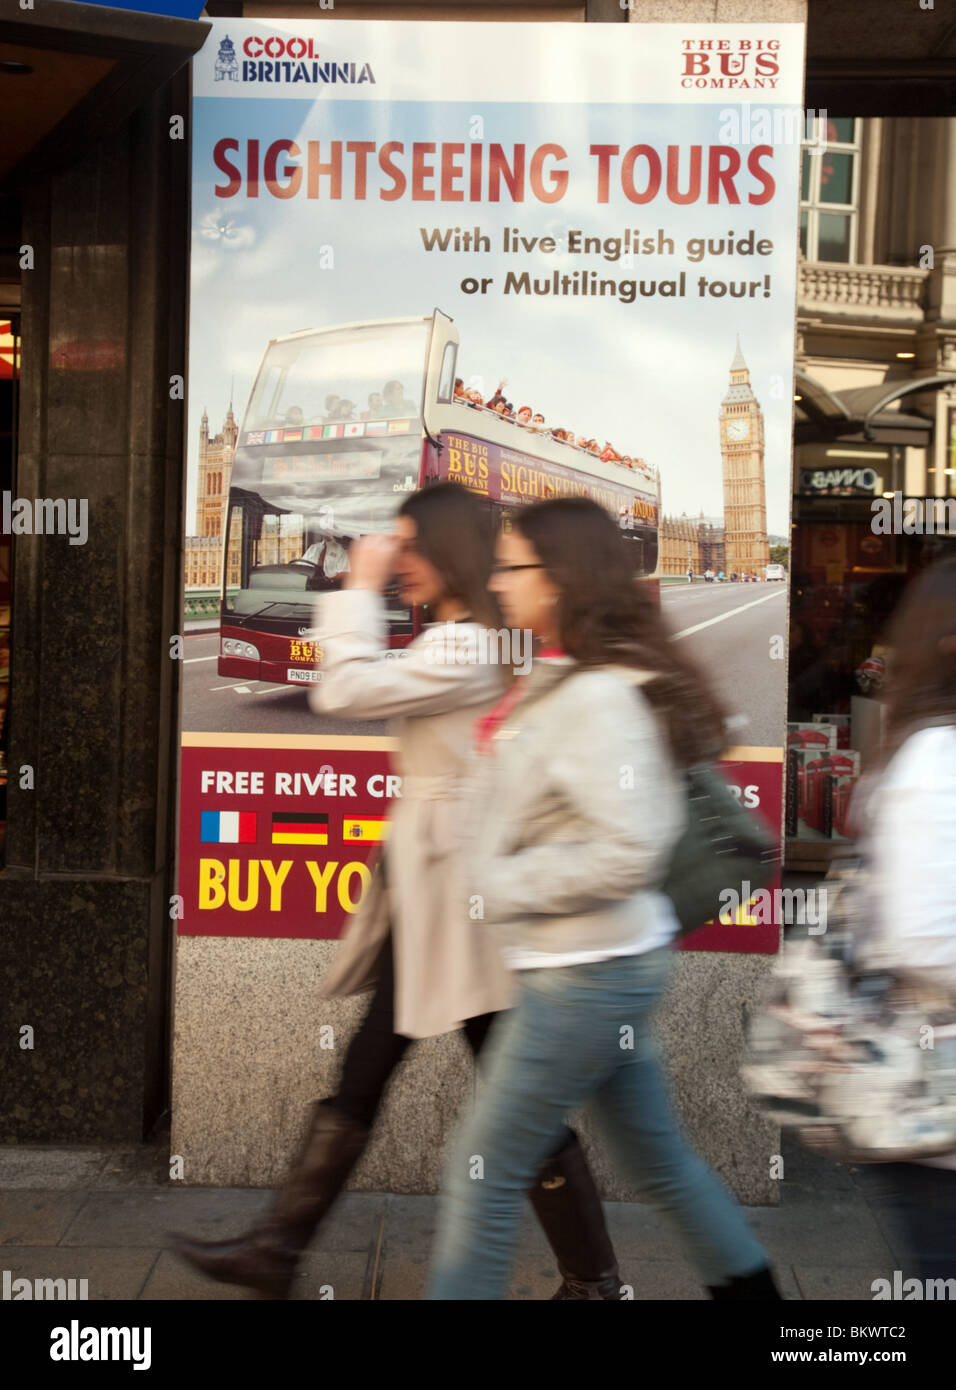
[0,72,188,1142]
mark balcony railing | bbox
[798,260,928,317]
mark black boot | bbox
[527,1135,624,1300]
[707,1265,782,1300]
[168,1102,369,1299]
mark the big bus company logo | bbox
[219,32,376,87]
[679,36,781,90]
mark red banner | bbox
[178,739,780,949]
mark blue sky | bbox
[188,96,800,535]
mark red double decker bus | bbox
[218,309,660,686]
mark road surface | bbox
[182,581,789,747]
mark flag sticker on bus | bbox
[387,419,412,433]
[244,432,265,445]
[344,422,365,437]
[364,420,388,435]
[343,816,388,842]
[202,811,257,844]
[271,812,329,845]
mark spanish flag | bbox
[342,816,388,843]
[272,812,329,846]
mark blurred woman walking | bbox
[851,557,956,1280]
[427,496,780,1300]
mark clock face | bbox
[727,419,751,441]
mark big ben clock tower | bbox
[719,337,770,577]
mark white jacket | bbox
[462,659,686,959]
[859,723,956,1169]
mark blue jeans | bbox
[426,946,769,1299]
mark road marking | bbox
[210,682,253,692]
[184,655,218,664]
[673,588,785,639]
[254,686,292,695]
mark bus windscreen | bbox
[244,321,429,434]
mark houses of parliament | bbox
[185,404,300,597]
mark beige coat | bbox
[308,589,515,1038]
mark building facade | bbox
[184,406,242,602]
[787,114,956,870]
[658,513,725,578]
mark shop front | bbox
[786,375,956,870]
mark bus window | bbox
[437,341,457,403]
[245,321,429,430]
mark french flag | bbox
[201,811,257,844]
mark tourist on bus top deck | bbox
[451,374,656,481]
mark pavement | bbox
[0,1132,920,1301]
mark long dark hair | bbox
[880,556,956,761]
[398,482,502,629]
[513,498,728,767]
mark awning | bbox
[794,370,956,445]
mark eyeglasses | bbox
[490,563,544,573]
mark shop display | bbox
[812,712,851,749]
[786,721,861,841]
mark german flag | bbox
[342,816,388,843]
[272,812,329,846]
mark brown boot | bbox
[527,1134,624,1300]
[168,1102,369,1299]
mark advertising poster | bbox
[182,19,804,951]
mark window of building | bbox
[799,117,861,264]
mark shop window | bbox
[799,117,860,264]
[785,493,956,870]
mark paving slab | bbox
[0,1246,157,1300]
[746,1196,896,1269]
[58,1188,272,1248]
[791,1264,914,1301]
[140,1249,371,1301]
[0,1147,111,1189]
[0,1192,89,1247]
[61,1187,386,1253]
[376,1248,565,1301]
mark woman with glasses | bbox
[170,482,623,1300]
[427,496,780,1301]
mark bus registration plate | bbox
[287,668,322,683]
